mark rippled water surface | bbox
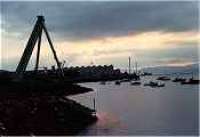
[69,76,199,135]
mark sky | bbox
[1,1,199,71]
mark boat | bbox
[141,72,152,76]
[130,81,141,86]
[157,83,165,87]
[172,77,186,82]
[144,81,165,88]
[181,78,200,85]
[144,81,158,87]
[157,76,170,81]
[115,80,121,85]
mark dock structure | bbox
[16,16,63,77]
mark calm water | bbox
[69,76,199,135]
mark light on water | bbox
[69,75,199,135]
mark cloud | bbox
[155,58,197,67]
[1,1,199,70]
[55,31,200,53]
[2,30,198,69]
[1,1,199,41]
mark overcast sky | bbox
[1,1,199,71]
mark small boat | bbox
[144,83,150,86]
[157,83,165,87]
[181,78,200,85]
[144,81,165,88]
[157,76,170,81]
[144,81,158,87]
[115,80,121,85]
[172,77,186,82]
[130,81,141,86]
[141,72,152,76]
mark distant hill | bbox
[142,63,199,75]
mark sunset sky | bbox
[1,1,199,71]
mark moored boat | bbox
[144,81,165,88]
[115,80,121,85]
[157,76,170,81]
[181,78,200,85]
[172,77,186,82]
[130,81,141,86]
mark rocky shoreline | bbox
[0,78,97,135]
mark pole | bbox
[34,29,42,71]
[42,21,64,77]
[93,98,96,112]
[128,57,131,75]
[16,16,43,74]
[135,61,137,74]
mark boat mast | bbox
[128,57,131,75]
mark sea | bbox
[69,74,199,136]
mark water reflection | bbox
[69,76,199,135]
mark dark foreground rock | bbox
[0,78,97,135]
[0,95,97,135]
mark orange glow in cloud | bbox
[56,30,199,56]
[2,30,199,67]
